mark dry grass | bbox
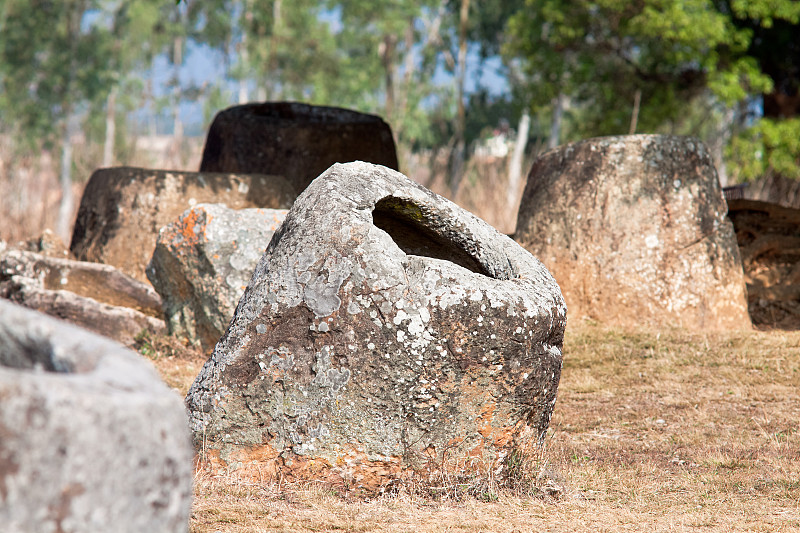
[149,321,800,532]
[139,331,208,396]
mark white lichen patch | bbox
[393,309,408,325]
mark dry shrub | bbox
[0,134,203,244]
[402,148,534,235]
[4,135,520,244]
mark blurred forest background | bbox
[1,0,799,242]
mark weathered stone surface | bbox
[1,248,164,347]
[0,299,193,533]
[727,199,800,329]
[199,102,399,194]
[187,162,566,492]
[147,204,288,350]
[515,134,750,330]
[70,166,297,282]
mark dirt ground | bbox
[150,320,800,532]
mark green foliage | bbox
[730,0,800,26]
[506,0,745,136]
[504,0,800,179]
[331,0,444,148]
[707,56,773,105]
[728,117,800,181]
[0,0,112,149]
[0,0,175,154]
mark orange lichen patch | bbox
[490,423,520,449]
[476,402,497,439]
[197,371,536,493]
[445,436,465,448]
[467,444,485,458]
[197,445,282,482]
[163,208,211,251]
[196,428,538,497]
[238,445,282,464]
[464,399,528,458]
[195,448,226,474]
[199,444,418,493]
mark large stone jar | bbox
[515,134,750,330]
[187,162,566,492]
[199,102,399,194]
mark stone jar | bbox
[147,204,288,350]
[70,166,296,283]
[0,299,193,533]
[199,102,399,194]
[515,134,750,330]
[187,162,566,492]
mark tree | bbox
[0,0,117,240]
[722,0,800,181]
[505,0,800,182]
[214,0,343,103]
[508,1,756,134]
[333,1,442,140]
[99,0,181,165]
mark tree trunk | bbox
[146,78,157,138]
[714,106,735,187]
[238,76,249,105]
[548,92,564,150]
[238,44,249,104]
[264,0,283,100]
[170,29,185,166]
[238,0,253,104]
[629,89,641,134]
[450,0,470,196]
[0,0,9,37]
[380,34,397,121]
[172,34,184,141]
[456,0,470,134]
[103,86,117,167]
[397,18,415,119]
[507,110,531,209]
[56,0,86,243]
[57,114,76,242]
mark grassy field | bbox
[149,321,800,532]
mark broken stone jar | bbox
[186,162,567,492]
[147,204,288,351]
